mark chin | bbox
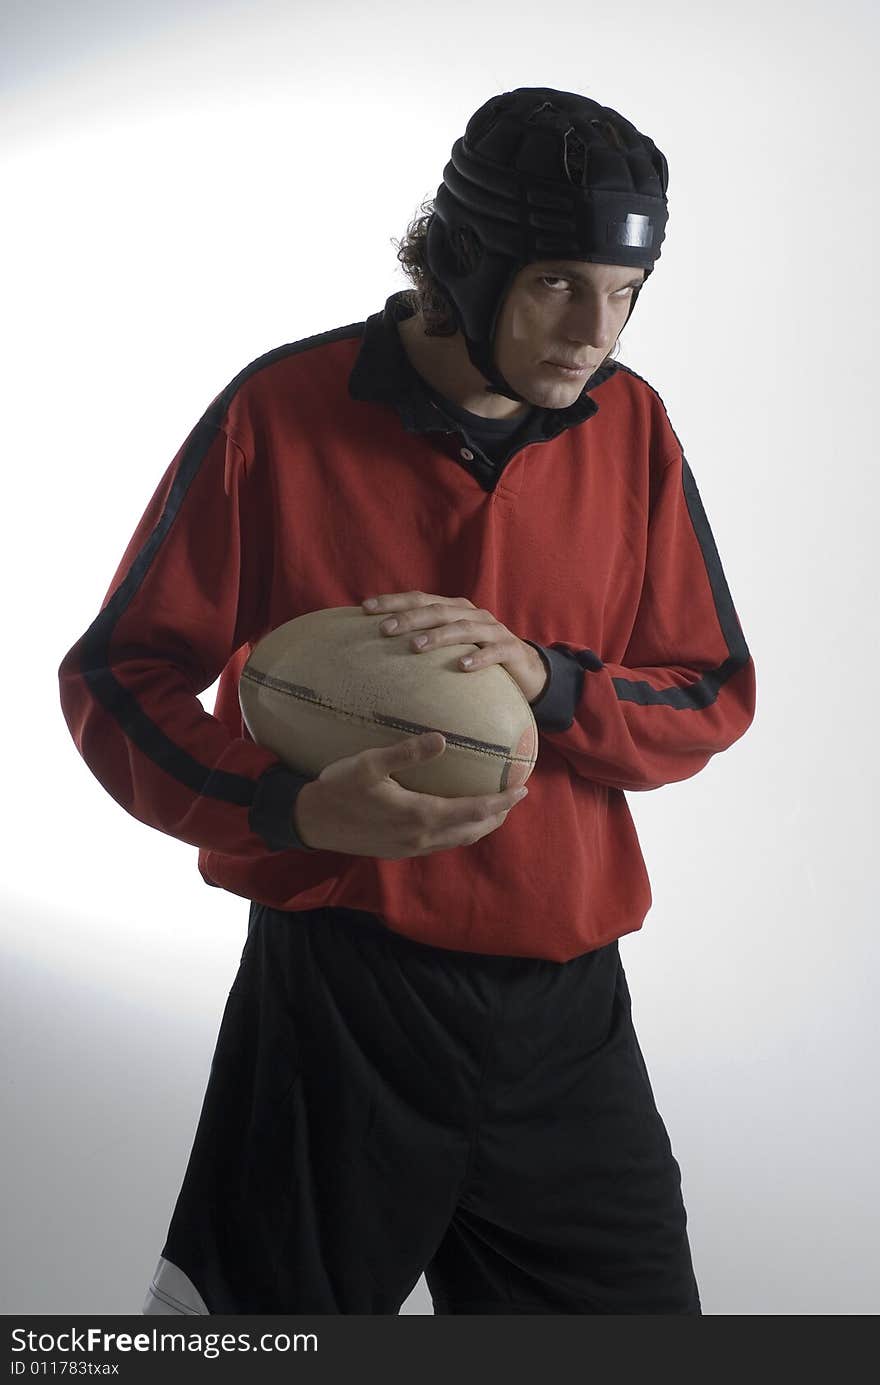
[533,377,585,404]
[499,365,587,408]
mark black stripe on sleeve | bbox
[608,453,750,709]
[71,324,363,844]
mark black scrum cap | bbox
[425,87,670,402]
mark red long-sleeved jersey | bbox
[58,292,756,962]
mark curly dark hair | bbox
[392,196,624,365]
[391,197,461,336]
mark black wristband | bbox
[249,763,321,852]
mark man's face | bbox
[493,259,647,406]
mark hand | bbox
[293,731,529,858]
[361,591,549,704]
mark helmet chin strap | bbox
[478,338,526,403]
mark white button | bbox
[460,447,474,461]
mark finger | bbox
[379,609,480,639]
[419,787,528,854]
[456,636,519,667]
[364,594,476,619]
[403,616,492,645]
[362,591,435,612]
[407,623,485,648]
[360,731,446,786]
[442,783,528,823]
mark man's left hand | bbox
[361,591,549,705]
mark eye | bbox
[539,276,635,297]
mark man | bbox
[58,87,756,1315]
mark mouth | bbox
[545,360,593,377]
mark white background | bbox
[2,0,877,1315]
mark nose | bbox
[562,299,619,355]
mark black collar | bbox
[348,290,617,447]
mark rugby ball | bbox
[238,606,538,797]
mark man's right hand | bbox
[292,731,529,858]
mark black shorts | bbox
[143,902,701,1315]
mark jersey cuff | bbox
[249,763,320,852]
[522,641,597,733]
